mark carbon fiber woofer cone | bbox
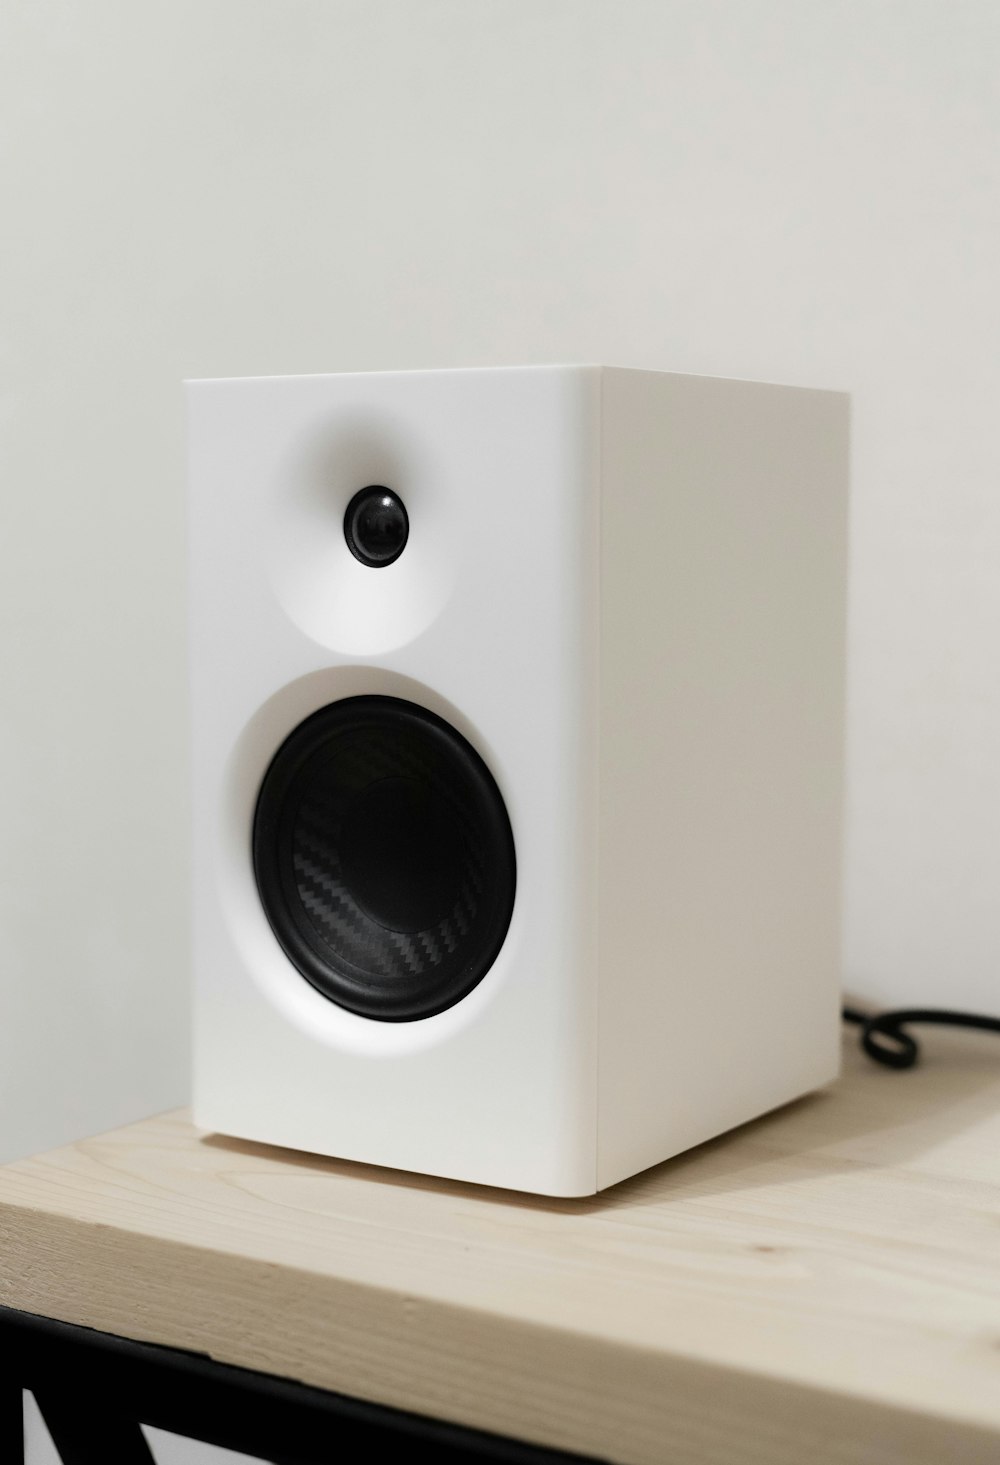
[252,696,516,1021]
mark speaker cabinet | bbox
[188,365,848,1196]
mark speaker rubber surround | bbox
[252,696,516,1021]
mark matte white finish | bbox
[596,370,848,1188]
[190,367,601,1197]
[189,365,847,1196]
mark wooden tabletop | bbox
[0,1030,998,1465]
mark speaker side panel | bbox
[187,366,601,1196]
[596,368,848,1189]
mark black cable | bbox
[842,1004,1000,1070]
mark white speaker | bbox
[188,365,848,1196]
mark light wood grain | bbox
[1,1031,999,1464]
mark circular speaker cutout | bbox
[252,696,516,1021]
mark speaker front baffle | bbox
[187,365,848,1195]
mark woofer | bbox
[252,696,516,1021]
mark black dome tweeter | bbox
[344,485,409,566]
[252,696,516,1021]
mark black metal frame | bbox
[1,1306,599,1465]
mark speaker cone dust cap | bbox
[253,696,516,1021]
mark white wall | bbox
[3,0,999,1159]
[7,4,1000,1460]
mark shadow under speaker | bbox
[188,365,848,1196]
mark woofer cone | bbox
[252,696,516,1021]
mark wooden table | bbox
[1,1029,998,1464]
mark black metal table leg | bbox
[1,1306,601,1465]
[5,1382,24,1465]
[33,1393,155,1465]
